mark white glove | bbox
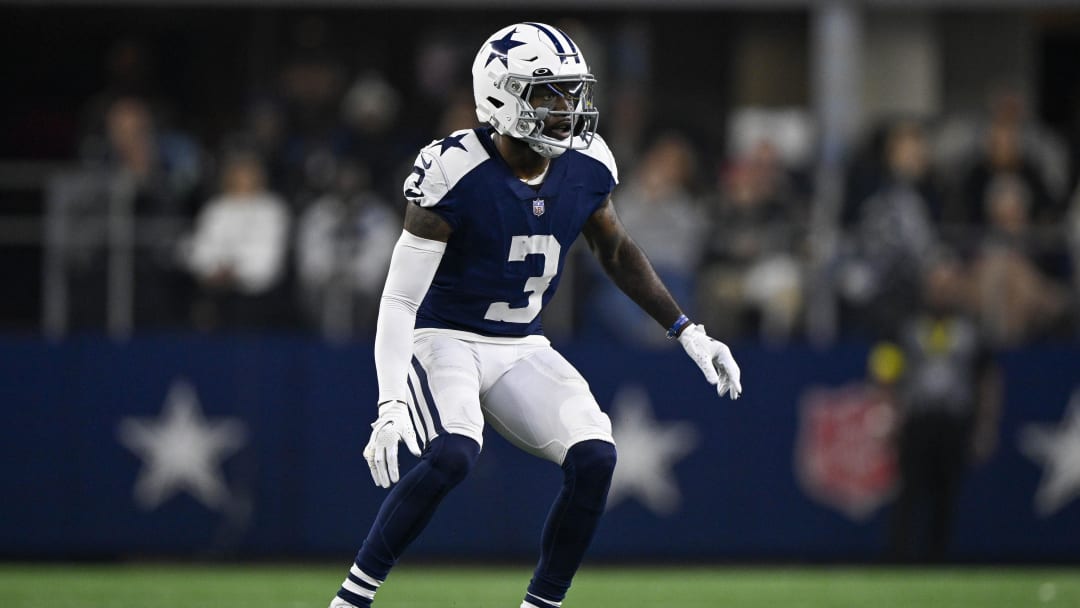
[363,400,422,488]
[677,323,743,400]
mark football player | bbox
[329,22,742,608]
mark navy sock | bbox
[337,433,480,606]
[526,440,617,606]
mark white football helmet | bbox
[472,22,598,158]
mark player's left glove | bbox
[363,400,423,488]
[678,323,743,400]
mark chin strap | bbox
[529,140,568,158]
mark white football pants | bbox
[403,331,614,465]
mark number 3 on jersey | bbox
[484,235,561,324]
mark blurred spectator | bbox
[234,97,291,196]
[182,152,292,330]
[699,139,806,343]
[414,35,463,102]
[68,95,202,329]
[837,121,941,338]
[969,174,1070,347]
[79,39,159,153]
[275,20,350,204]
[886,120,946,220]
[341,72,399,136]
[98,96,203,216]
[952,92,1062,227]
[884,253,1003,563]
[584,133,708,347]
[296,161,399,340]
[340,71,417,201]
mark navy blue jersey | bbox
[402,127,618,337]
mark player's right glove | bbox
[677,323,743,400]
[363,400,422,488]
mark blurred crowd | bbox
[56,34,1080,349]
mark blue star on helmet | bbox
[485,28,527,67]
[434,133,468,155]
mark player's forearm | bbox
[373,230,446,404]
[599,236,684,330]
[374,297,419,404]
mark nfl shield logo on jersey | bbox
[532,198,545,217]
[794,383,898,521]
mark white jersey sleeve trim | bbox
[403,148,448,208]
[403,129,490,208]
[578,132,619,185]
[374,230,447,404]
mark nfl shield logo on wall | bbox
[532,198,545,217]
[794,383,898,521]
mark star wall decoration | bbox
[605,385,700,515]
[1020,387,1080,517]
[117,379,248,511]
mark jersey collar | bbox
[476,127,569,200]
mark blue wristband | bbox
[666,314,690,339]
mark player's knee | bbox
[425,433,480,485]
[565,439,617,490]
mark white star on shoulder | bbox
[117,379,248,511]
[1019,387,1080,517]
[605,385,699,515]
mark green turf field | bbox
[1,563,1077,608]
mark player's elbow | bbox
[381,289,421,315]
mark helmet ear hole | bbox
[486,97,505,109]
